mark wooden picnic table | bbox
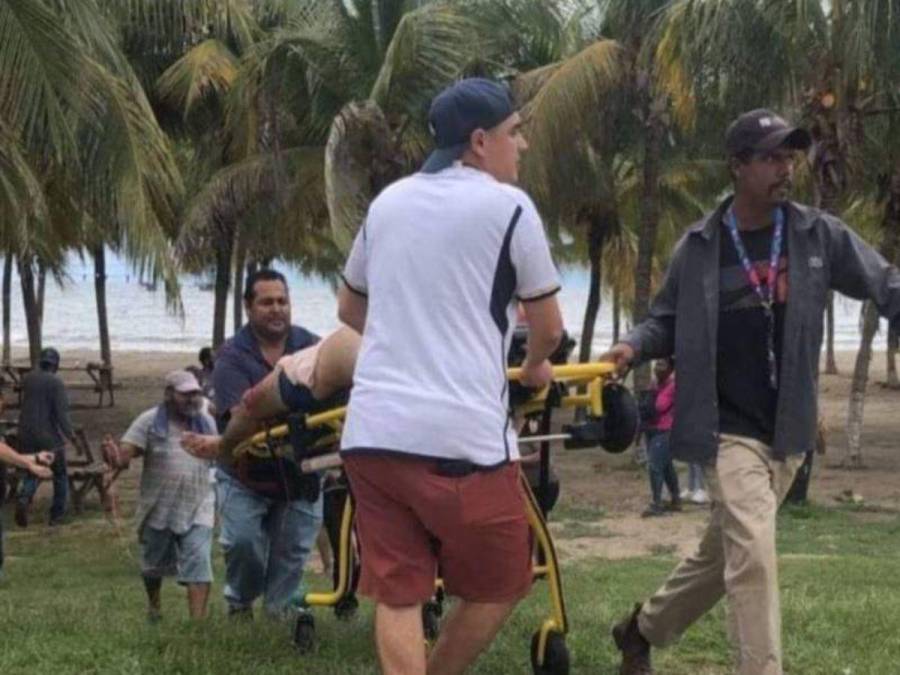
[1,362,119,408]
[0,421,121,514]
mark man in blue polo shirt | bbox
[213,269,321,618]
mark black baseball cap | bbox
[39,347,60,369]
[421,78,515,174]
[725,109,812,157]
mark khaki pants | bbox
[637,435,803,675]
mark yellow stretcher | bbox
[233,362,635,675]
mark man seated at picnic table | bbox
[15,347,77,528]
[102,370,216,622]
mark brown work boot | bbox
[612,603,652,674]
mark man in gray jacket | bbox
[604,109,900,675]
[15,347,76,527]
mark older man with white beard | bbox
[102,370,216,622]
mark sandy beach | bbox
[5,346,899,562]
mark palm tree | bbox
[119,0,283,347]
[1,0,185,365]
[168,0,487,348]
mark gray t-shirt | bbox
[123,408,215,534]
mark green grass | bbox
[1,503,898,674]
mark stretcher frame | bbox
[233,362,617,675]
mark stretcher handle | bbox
[506,362,615,382]
[301,433,578,474]
[301,453,344,472]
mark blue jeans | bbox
[647,431,680,505]
[215,469,322,614]
[18,447,67,521]
[687,462,706,492]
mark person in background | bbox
[641,358,681,517]
[101,370,215,622]
[603,108,900,675]
[681,462,709,505]
[15,347,76,527]
[197,347,215,399]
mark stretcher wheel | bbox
[292,610,315,653]
[422,601,442,641]
[530,630,569,675]
[334,594,359,620]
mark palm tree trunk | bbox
[578,213,608,363]
[233,231,247,334]
[887,325,899,388]
[632,107,663,390]
[17,257,42,366]
[212,223,235,350]
[36,259,46,331]
[2,253,12,366]
[92,245,112,366]
[612,285,621,344]
[825,291,838,374]
[845,165,900,466]
[845,302,879,468]
[812,114,842,376]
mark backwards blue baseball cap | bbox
[421,78,515,174]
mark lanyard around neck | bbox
[724,207,785,310]
[724,206,785,389]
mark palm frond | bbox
[652,12,696,133]
[510,62,562,107]
[79,65,185,304]
[518,40,627,206]
[0,122,47,239]
[0,0,101,159]
[116,0,260,53]
[370,4,480,120]
[178,147,325,267]
[651,0,796,118]
[156,39,239,121]
[324,100,397,254]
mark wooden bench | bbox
[67,428,122,513]
[60,363,120,408]
[2,362,120,408]
[0,423,120,514]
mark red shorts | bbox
[343,453,532,606]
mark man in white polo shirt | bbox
[337,78,564,675]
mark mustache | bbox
[770,180,793,192]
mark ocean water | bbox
[7,251,887,355]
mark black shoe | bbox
[48,515,69,527]
[666,498,683,512]
[14,502,28,528]
[228,605,253,620]
[612,603,652,675]
[640,503,668,518]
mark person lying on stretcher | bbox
[182,327,361,462]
